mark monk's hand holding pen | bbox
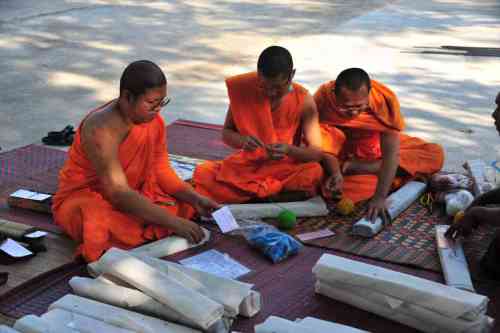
[242,135,264,151]
[267,143,289,160]
[445,208,481,240]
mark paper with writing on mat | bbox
[435,225,475,292]
[180,249,250,280]
[296,229,335,242]
[212,206,239,233]
[10,189,51,201]
[0,238,32,257]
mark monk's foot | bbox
[342,158,381,175]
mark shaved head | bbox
[334,68,371,96]
[257,46,293,79]
[120,60,166,99]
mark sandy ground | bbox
[0,0,499,171]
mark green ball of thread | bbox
[278,209,297,230]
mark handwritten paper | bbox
[296,229,335,242]
[0,238,33,258]
[212,206,239,233]
[180,249,251,279]
[25,231,48,239]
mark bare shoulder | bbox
[81,104,128,155]
[300,93,318,120]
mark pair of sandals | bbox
[42,125,75,146]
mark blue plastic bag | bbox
[244,225,302,263]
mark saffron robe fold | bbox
[52,101,193,262]
[193,72,323,204]
[315,80,444,203]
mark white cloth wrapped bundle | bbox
[435,225,475,292]
[313,254,493,333]
[89,250,259,318]
[254,315,370,333]
[226,196,328,219]
[130,228,210,258]
[0,325,20,333]
[352,181,427,237]
[13,311,132,333]
[313,254,487,320]
[316,280,492,333]
[98,248,224,330]
[49,295,201,333]
[69,276,195,327]
[238,290,261,318]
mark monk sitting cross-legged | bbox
[315,68,444,221]
[193,46,324,204]
[52,60,220,262]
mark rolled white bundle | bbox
[435,225,475,292]
[41,309,135,333]
[98,248,224,330]
[0,325,21,333]
[13,314,82,333]
[254,315,370,333]
[89,251,258,318]
[297,317,370,333]
[238,290,261,318]
[316,280,492,333]
[69,276,192,326]
[227,196,328,219]
[353,181,427,237]
[130,227,211,258]
[49,295,201,333]
[312,254,488,321]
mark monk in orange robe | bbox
[315,68,444,221]
[193,46,324,203]
[52,60,219,262]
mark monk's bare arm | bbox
[222,108,263,150]
[468,188,500,209]
[81,119,191,232]
[286,94,323,162]
[374,131,400,200]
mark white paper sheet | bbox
[170,160,197,181]
[212,207,239,233]
[9,189,51,201]
[0,238,33,257]
[25,231,48,239]
[180,249,250,280]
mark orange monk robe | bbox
[193,72,323,204]
[315,80,444,203]
[52,102,194,262]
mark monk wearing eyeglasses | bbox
[193,46,324,203]
[315,68,444,221]
[52,60,219,262]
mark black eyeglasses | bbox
[159,97,171,108]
